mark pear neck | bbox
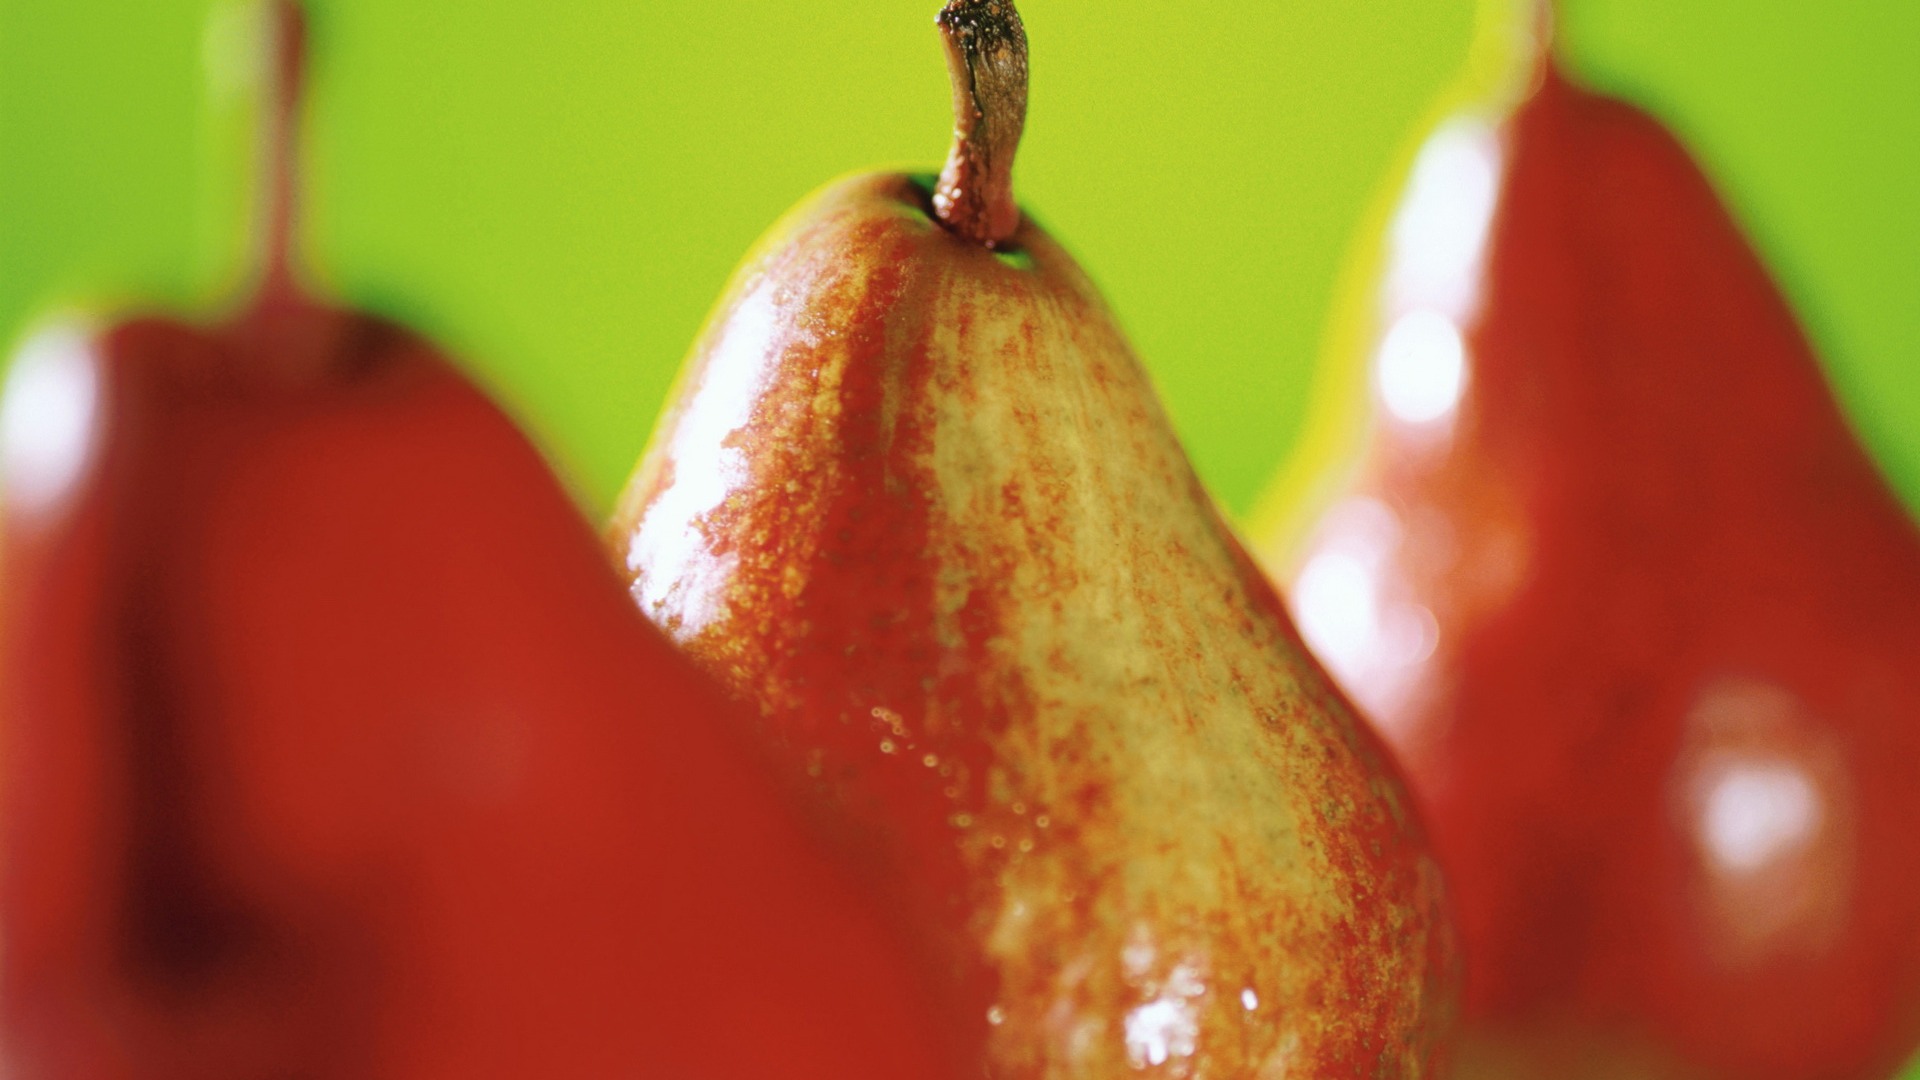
[931,0,1027,249]
[1461,0,1557,114]
[253,0,309,313]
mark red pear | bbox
[610,2,1457,1076]
[0,4,952,1077]
[1261,11,1920,1078]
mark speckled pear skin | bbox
[612,173,1458,1079]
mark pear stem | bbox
[931,0,1027,249]
[256,0,307,307]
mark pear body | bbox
[0,300,952,1079]
[613,173,1456,1079]
[1270,66,1920,1078]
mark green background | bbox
[1,1,1917,1073]
[1,0,1915,525]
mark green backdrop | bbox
[1,0,1914,523]
[2,0,1919,1073]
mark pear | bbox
[610,2,1456,1075]
[1254,3,1920,1077]
[0,4,954,1075]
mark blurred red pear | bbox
[1260,9,1920,1078]
[0,4,954,1077]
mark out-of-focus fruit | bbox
[0,4,954,1076]
[1255,3,1920,1077]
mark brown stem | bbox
[257,0,307,305]
[931,0,1027,249]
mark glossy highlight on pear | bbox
[1259,9,1920,1077]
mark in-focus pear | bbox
[612,2,1457,1076]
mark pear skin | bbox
[613,25,1457,1065]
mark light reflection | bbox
[1,324,102,519]
[1699,761,1820,874]
[1376,310,1467,425]
[1288,498,1439,726]
[1124,999,1194,1069]
[1386,119,1503,320]
[1123,963,1204,1071]
[1677,679,1853,962]
[1313,496,1402,566]
[1682,679,1831,876]
[1293,551,1376,675]
[1378,603,1440,669]
[627,284,787,639]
